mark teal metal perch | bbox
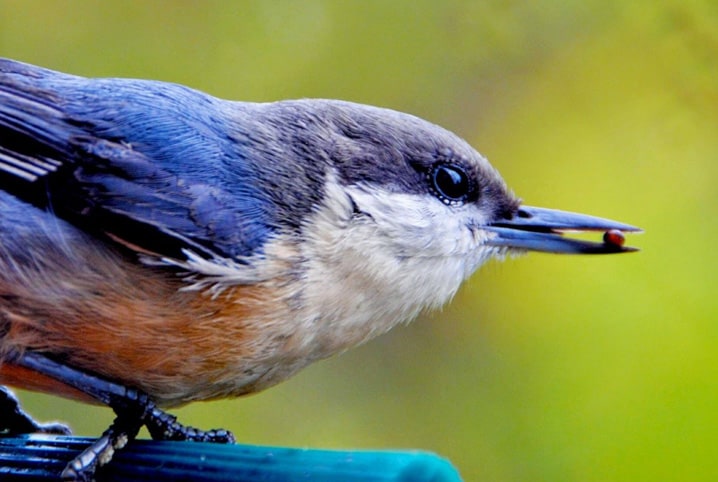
[0,435,463,481]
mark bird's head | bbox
[251,100,641,344]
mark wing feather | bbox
[0,58,273,262]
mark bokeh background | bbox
[1,1,716,481]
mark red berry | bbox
[603,229,625,247]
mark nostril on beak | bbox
[499,207,519,221]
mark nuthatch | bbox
[0,59,640,480]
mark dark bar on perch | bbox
[0,434,462,482]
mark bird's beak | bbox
[485,206,642,254]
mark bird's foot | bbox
[62,388,235,481]
[119,387,235,443]
[60,414,142,482]
[7,352,234,481]
[0,385,72,435]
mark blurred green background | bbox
[1,1,716,481]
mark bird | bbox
[0,58,640,480]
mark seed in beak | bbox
[603,229,626,248]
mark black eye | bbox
[430,164,471,204]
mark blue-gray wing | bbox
[0,58,276,261]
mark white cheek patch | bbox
[296,175,501,353]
